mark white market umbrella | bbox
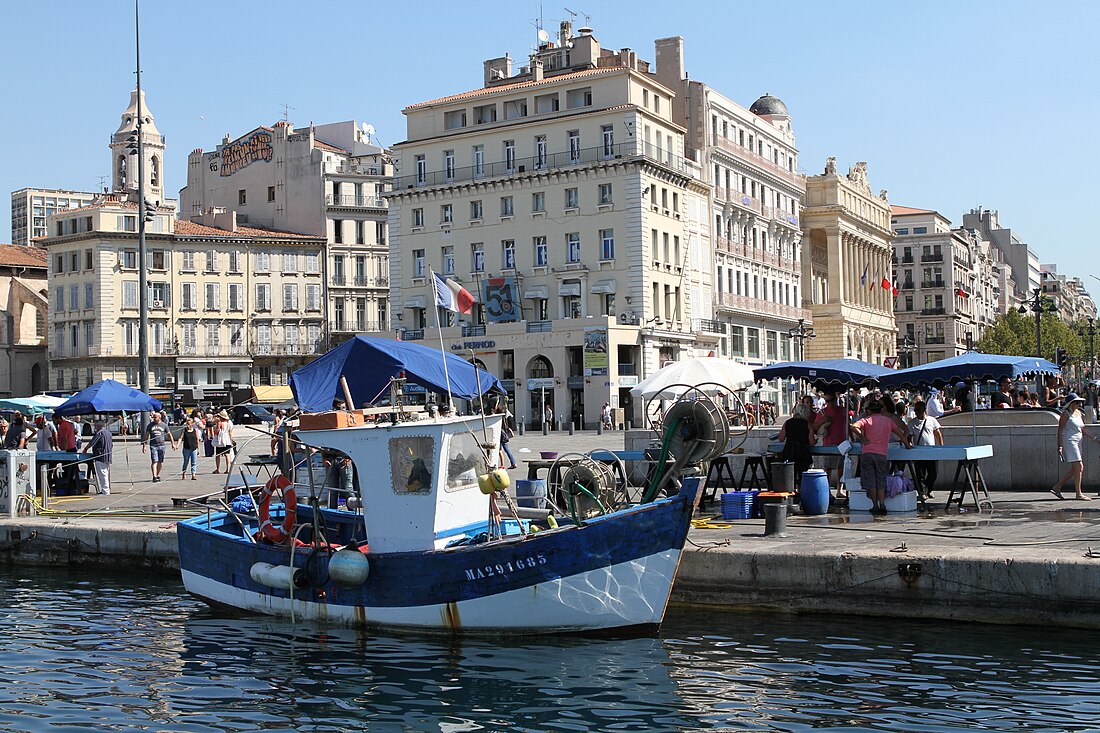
[630,357,755,401]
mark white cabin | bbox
[297,414,504,553]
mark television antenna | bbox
[564,7,591,30]
[280,101,294,123]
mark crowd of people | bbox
[776,376,1099,514]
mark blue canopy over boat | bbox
[753,358,895,388]
[877,352,1061,389]
[54,379,162,416]
[290,336,505,412]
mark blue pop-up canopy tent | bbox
[877,353,1060,390]
[290,336,505,412]
[54,379,162,416]
[753,358,896,389]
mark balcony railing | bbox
[713,237,800,272]
[922,279,945,288]
[375,276,389,286]
[251,341,326,356]
[391,142,686,191]
[401,329,424,341]
[920,307,946,316]
[900,256,915,264]
[900,280,916,290]
[526,320,553,333]
[177,345,249,357]
[353,276,369,286]
[712,136,807,190]
[326,194,387,208]
[921,253,944,263]
[714,293,811,321]
[924,336,946,344]
[693,318,726,334]
[462,325,486,337]
[333,320,386,333]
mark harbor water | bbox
[1,567,1098,732]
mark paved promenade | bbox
[3,425,1100,627]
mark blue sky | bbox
[4,0,1097,292]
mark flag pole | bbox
[427,265,454,409]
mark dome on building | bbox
[749,93,789,117]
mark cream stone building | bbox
[0,244,48,396]
[44,92,326,402]
[801,159,895,363]
[180,120,394,347]
[387,23,717,428]
[652,38,810,371]
[891,206,1003,365]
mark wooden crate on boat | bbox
[298,410,365,431]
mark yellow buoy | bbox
[477,473,495,495]
[489,468,510,491]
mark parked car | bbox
[232,404,276,425]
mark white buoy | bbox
[328,547,371,587]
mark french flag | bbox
[433,272,475,314]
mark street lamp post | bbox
[1085,316,1096,381]
[897,334,915,368]
[1018,287,1052,358]
[788,318,815,361]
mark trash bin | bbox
[763,502,788,537]
[771,461,796,493]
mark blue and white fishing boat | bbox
[177,338,723,635]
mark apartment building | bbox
[387,22,712,427]
[180,120,393,347]
[11,189,98,247]
[801,160,896,363]
[651,37,810,369]
[1040,265,1097,325]
[891,206,1002,365]
[44,200,326,397]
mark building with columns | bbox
[180,120,394,348]
[387,23,723,428]
[650,37,810,369]
[801,159,895,363]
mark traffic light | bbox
[1054,348,1069,369]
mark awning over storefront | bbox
[403,296,426,309]
[253,385,294,404]
[590,279,616,294]
[523,288,548,299]
[558,283,581,297]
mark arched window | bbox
[528,355,553,379]
[150,156,160,187]
[117,155,127,189]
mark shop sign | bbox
[618,376,639,387]
[450,340,496,351]
[527,378,556,390]
[566,376,585,389]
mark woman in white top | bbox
[1051,393,1097,501]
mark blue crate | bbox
[720,491,756,520]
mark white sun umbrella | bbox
[630,357,755,401]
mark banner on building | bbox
[584,327,608,376]
[484,277,520,323]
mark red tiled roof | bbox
[173,220,320,240]
[0,244,48,268]
[404,67,622,110]
[890,205,935,216]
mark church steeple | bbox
[109,89,166,205]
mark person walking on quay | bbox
[907,400,943,499]
[495,404,517,469]
[142,412,176,483]
[212,409,235,473]
[601,402,613,431]
[543,403,554,432]
[1051,393,1097,501]
[849,399,912,515]
[85,419,113,495]
[3,413,35,450]
[179,416,202,480]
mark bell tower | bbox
[109,89,166,205]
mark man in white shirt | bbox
[907,400,944,498]
[925,389,945,418]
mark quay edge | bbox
[3,515,1100,629]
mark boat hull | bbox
[177,480,700,634]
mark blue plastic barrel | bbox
[516,479,547,509]
[800,469,830,515]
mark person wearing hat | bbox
[926,388,945,418]
[1051,393,1098,501]
[35,413,57,452]
[212,409,235,473]
[84,419,113,495]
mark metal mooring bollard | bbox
[763,503,788,538]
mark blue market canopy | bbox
[290,336,505,412]
[877,352,1061,390]
[54,380,162,416]
[753,359,896,388]
[0,394,67,415]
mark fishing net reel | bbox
[559,457,620,521]
[643,387,731,502]
[644,381,750,452]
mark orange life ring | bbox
[255,475,296,543]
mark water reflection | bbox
[1,568,1098,732]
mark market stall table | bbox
[35,450,96,500]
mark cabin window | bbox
[446,432,487,493]
[390,436,435,494]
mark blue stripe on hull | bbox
[177,481,698,612]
